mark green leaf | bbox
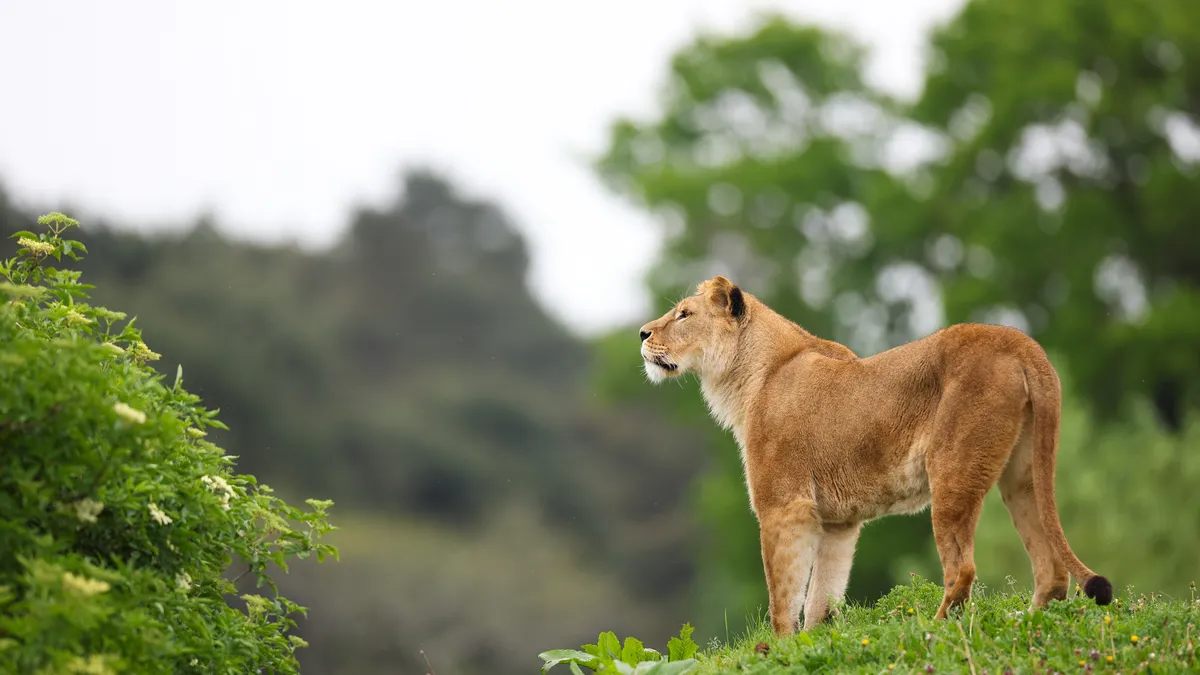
[666,624,697,662]
[538,649,597,672]
[621,636,647,664]
[597,631,621,659]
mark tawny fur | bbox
[638,275,1112,637]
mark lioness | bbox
[638,275,1112,636]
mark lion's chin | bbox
[643,359,679,384]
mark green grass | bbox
[693,577,1199,674]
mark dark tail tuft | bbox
[1084,575,1113,606]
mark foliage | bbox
[908,0,1200,432]
[696,578,1199,674]
[540,623,701,674]
[0,214,337,674]
[598,0,1200,431]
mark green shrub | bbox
[0,213,337,674]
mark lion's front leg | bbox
[758,497,821,637]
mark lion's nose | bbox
[639,330,652,342]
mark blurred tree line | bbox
[594,0,1200,641]
[0,172,710,675]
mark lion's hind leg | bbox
[926,373,1028,620]
[998,422,1071,609]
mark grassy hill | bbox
[543,578,1199,674]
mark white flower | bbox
[64,309,92,326]
[201,474,236,511]
[186,427,207,438]
[73,498,104,523]
[148,502,172,525]
[17,237,55,257]
[176,572,192,590]
[101,342,125,355]
[61,572,110,596]
[113,402,146,424]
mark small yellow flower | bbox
[288,635,310,649]
[1078,661,1085,667]
[61,572,110,597]
[113,402,146,424]
[129,341,161,363]
[241,593,271,619]
[1104,615,1112,625]
[1130,635,1139,644]
[73,498,104,523]
[148,502,172,525]
[65,309,92,326]
[1105,655,1114,663]
[861,638,869,646]
[17,237,55,257]
[907,608,914,615]
[888,665,895,670]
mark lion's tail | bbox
[1025,358,1113,606]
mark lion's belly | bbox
[815,438,932,525]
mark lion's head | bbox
[638,275,747,383]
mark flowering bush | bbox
[0,213,337,674]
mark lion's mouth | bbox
[649,357,677,372]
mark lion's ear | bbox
[705,275,746,319]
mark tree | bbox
[904,0,1200,431]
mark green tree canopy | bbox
[599,0,1200,432]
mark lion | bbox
[638,275,1112,637]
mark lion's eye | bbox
[677,309,690,320]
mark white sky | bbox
[0,0,961,336]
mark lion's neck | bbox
[698,305,818,447]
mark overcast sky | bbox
[0,0,961,336]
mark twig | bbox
[420,649,437,675]
[231,565,253,584]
